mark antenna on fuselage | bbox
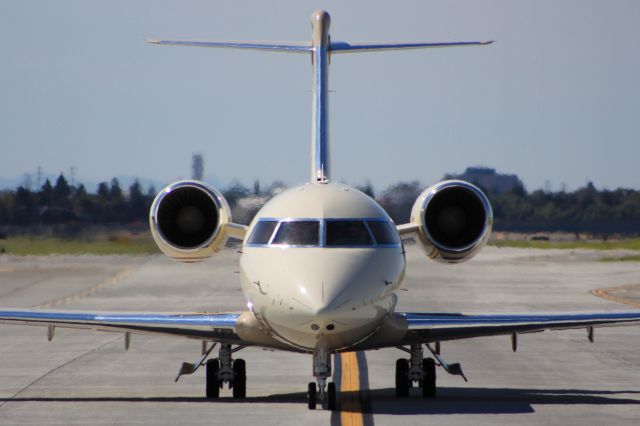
[149,10,492,184]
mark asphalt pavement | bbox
[0,246,639,425]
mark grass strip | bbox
[489,238,640,251]
[0,236,159,256]
[599,255,640,262]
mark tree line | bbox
[377,181,640,235]
[0,175,152,228]
[0,174,639,235]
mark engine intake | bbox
[150,181,231,262]
[411,180,492,263]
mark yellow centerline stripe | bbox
[340,351,364,426]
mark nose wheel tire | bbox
[422,358,436,398]
[232,359,247,398]
[308,382,317,409]
[206,359,220,399]
[395,358,409,397]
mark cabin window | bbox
[326,221,374,247]
[367,221,400,245]
[246,220,279,245]
[272,221,320,246]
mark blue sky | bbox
[1,1,639,192]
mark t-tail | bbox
[149,10,493,184]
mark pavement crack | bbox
[0,277,49,299]
[571,337,640,369]
[0,335,121,409]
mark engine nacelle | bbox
[410,180,492,263]
[149,180,232,262]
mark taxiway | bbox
[0,246,639,425]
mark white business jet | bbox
[2,10,639,411]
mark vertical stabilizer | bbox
[310,10,331,183]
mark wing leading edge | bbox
[397,311,640,345]
[0,309,243,344]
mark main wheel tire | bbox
[422,358,436,398]
[308,382,317,410]
[232,359,247,398]
[395,358,410,397]
[206,359,220,399]
[327,382,336,411]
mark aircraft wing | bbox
[0,309,244,345]
[395,311,640,346]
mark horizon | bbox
[0,165,632,196]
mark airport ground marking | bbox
[592,284,640,309]
[35,267,136,308]
[340,351,364,426]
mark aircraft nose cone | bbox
[283,249,390,318]
[294,279,349,316]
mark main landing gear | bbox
[205,343,247,399]
[395,343,467,398]
[395,344,436,397]
[307,347,336,410]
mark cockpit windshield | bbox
[246,220,278,245]
[366,220,401,245]
[272,221,320,246]
[245,218,400,248]
[326,221,373,247]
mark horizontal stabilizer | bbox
[148,39,492,55]
[330,40,493,53]
[148,39,311,53]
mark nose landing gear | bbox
[307,347,337,410]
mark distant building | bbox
[444,167,525,194]
[191,153,204,181]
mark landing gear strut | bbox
[307,347,336,410]
[395,344,436,398]
[205,343,247,399]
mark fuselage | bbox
[239,182,406,351]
